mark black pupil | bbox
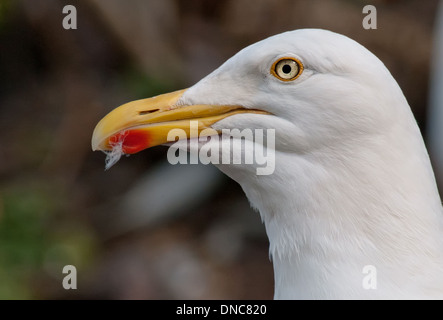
[282,64,292,74]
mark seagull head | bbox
[92,29,402,165]
[92,29,443,299]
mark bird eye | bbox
[271,58,303,81]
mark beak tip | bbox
[91,124,106,152]
[91,135,102,152]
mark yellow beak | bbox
[91,89,269,154]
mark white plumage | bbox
[93,28,443,299]
[177,29,443,299]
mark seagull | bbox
[92,29,443,299]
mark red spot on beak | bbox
[109,129,151,154]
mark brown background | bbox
[0,0,440,299]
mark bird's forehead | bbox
[232,29,377,74]
[181,29,385,106]
[236,33,304,65]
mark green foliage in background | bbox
[0,186,51,299]
[0,183,96,299]
[0,0,13,31]
[123,64,179,100]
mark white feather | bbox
[104,132,126,170]
[178,29,443,299]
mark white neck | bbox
[221,121,443,299]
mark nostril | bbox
[139,109,160,115]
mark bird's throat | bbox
[235,140,443,299]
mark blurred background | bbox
[0,0,441,299]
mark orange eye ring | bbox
[271,57,303,81]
